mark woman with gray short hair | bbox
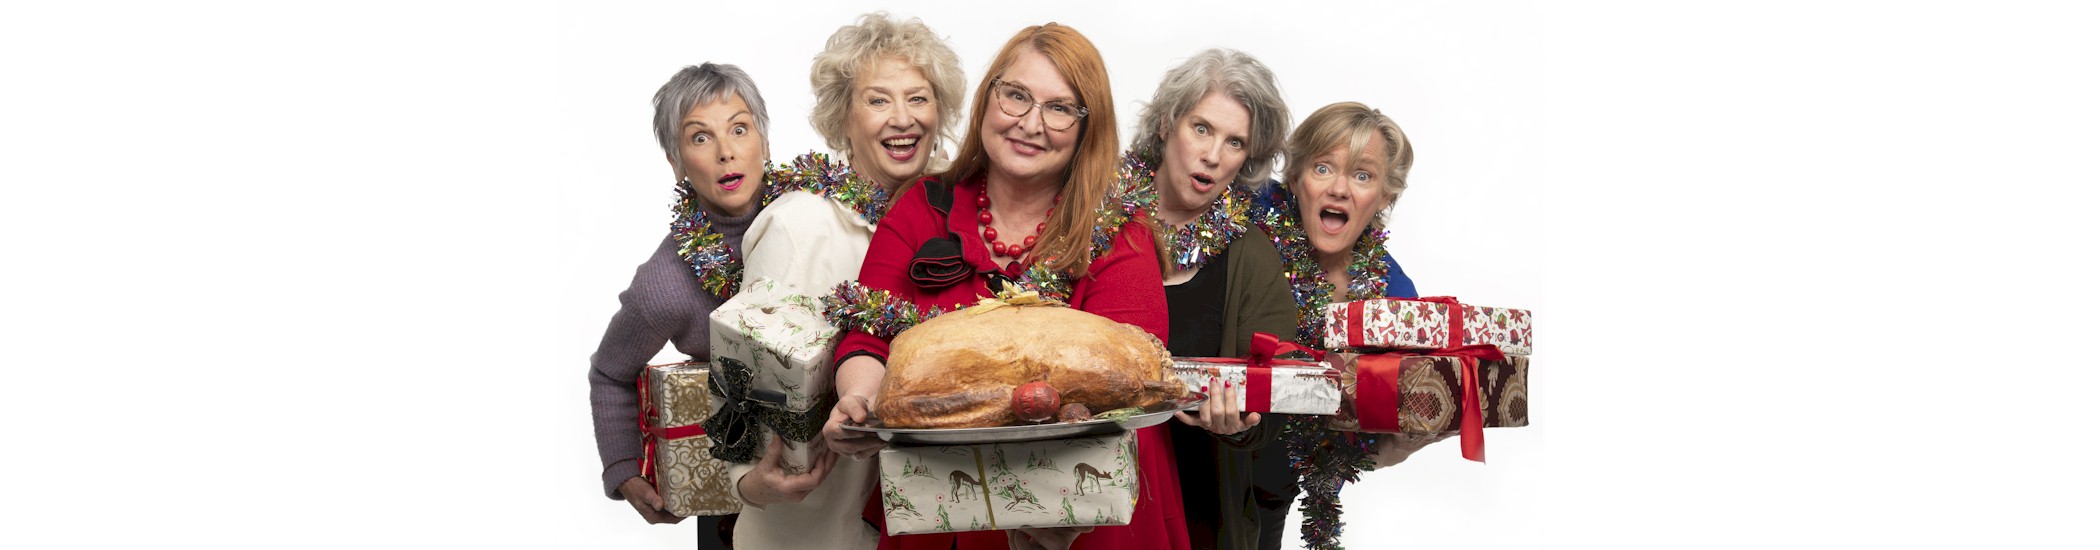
[585,62,773,548]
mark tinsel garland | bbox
[821,167,1148,337]
[1251,184,1392,550]
[671,151,893,299]
[1115,148,1250,272]
[820,280,947,339]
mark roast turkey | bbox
[875,304,1185,429]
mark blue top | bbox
[1251,180,1418,299]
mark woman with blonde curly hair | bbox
[731,12,968,550]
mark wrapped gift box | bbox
[1323,297,1533,356]
[1328,353,1529,434]
[641,362,741,517]
[1169,358,1341,415]
[708,277,840,474]
[876,431,1140,535]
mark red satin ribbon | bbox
[1341,296,1503,462]
[636,367,709,486]
[1183,333,1325,413]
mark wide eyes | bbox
[689,123,749,145]
[1227,138,1244,150]
[1313,163,1332,176]
[731,124,747,136]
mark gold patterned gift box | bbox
[640,362,740,517]
[707,277,840,474]
[1323,297,1533,356]
[876,431,1140,535]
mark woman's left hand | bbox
[1175,374,1260,435]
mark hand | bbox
[1175,374,1261,435]
[823,393,887,460]
[616,476,688,525]
[1369,431,1453,470]
[738,436,841,508]
[1007,526,1093,550]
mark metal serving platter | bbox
[842,392,1206,446]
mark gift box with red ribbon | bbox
[638,362,741,517]
[1169,333,1341,415]
[1330,352,1529,458]
[1323,296,1533,356]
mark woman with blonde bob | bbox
[732,14,968,550]
[820,22,1190,550]
[1256,102,1445,548]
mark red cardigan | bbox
[839,175,1189,550]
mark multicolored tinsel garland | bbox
[1251,183,1392,550]
[768,152,895,228]
[1251,184,1390,344]
[1115,148,1251,272]
[670,179,759,300]
[820,280,946,339]
[672,152,895,300]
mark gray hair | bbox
[808,13,966,167]
[1132,48,1290,189]
[652,63,771,163]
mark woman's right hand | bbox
[738,436,840,508]
[616,476,687,525]
[822,355,889,460]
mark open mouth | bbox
[882,135,920,161]
[1318,206,1350,234]
[717,172,745,191]
[1190,172,1216,194]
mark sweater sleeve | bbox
[833,183,937,366]
[1074,218,1170,341]
[587,277,674,499]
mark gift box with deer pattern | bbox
[875,431,1139,535]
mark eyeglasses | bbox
[989,78,1088,131]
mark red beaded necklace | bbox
[977,191,1054,260]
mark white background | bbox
[5,1,2097,548]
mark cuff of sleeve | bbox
[834,350,886,371]
[603,458,642,500]
[728,461,758,509]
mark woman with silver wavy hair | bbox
[1119,48,1302,550]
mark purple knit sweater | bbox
[588,209,757,499]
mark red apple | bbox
[1011,381,1061,424]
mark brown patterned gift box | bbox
[1323,296,1533,356]
[876,431,1139,535]
[639,362,741,517]
[1329,352,1529,462]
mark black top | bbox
[1163,247,1232,357]
[1164,249,1233,549]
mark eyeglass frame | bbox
[987,77,1089,131]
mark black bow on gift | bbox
[701,356,836,463]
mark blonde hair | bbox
[808,13,966,175]
[1285,102,1413,207]
[939,23,1124,276]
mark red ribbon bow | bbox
[636,365,709,487]
[1180,333,1324,413]
[1346,296,1504,462]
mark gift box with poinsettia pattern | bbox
[1322,297,1533,355]
[875,431,1139,535]
[707,277,839,475]
[640,362,742,517]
